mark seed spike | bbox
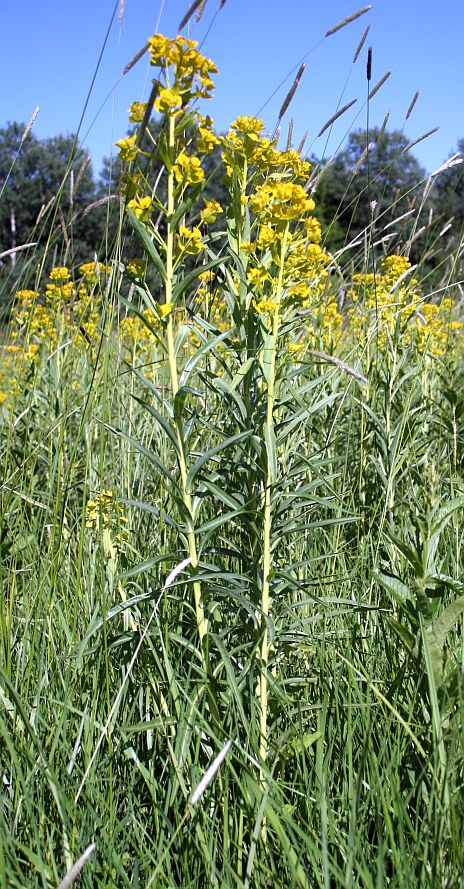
[179,0,204,30]
[286,118,294,150]
[377,111,390,143]
[368,69,392,101]
[196,0,208,21]
[123,42,150,76]
[277,63,305,123]
[401,128,439,154]
[135,80,160,149]
[318,99,357,138]
[406,91,420,121]
[367,47,372,81]
[297,131,308,154]
[118,0,126,24]
[325,6,372,38]
[19,106,40,147]
[353,25,370,63]
[353,144,370,176]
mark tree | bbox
[0,123,104,291]
[432,139,464,231]
[313,129,428,255]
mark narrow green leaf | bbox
[186,430,252,491]
[127,209,166,280]
[172,256,225,303]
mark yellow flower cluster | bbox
[128,195,154,221]
[222,117,310,181]
[250,182,315,224]
[200,199,223,225]
[79,261,111,288]
[172,152,205,186]
[347,256,463,357]
[177,225,204,255]
[148,34,218,103]
[85,490,128,535]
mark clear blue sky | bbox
[2,0,463,178]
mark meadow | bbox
[0,15,463,889]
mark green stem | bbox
[164,113,207,661]
[259,224,289,767]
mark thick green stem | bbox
[259,225,289,767]
[165,114,207,660]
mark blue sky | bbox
[2,0,463,178]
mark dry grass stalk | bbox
[56,844,96,889]
[123,42,150,76]
[286,118,294,150]
[179,0,204,30]
[190,740,233,806]
[368,70,392,100]
[353,26,370,63]
[318,99,357,138]
[278,63,305,122]
[401,127,439,154]
[118,0,126,24]
[0,243,37,261]
[19,107,40,147]
[406,91,419,120]
[325,6,372,37]
[307,350,368,384]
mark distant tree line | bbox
[1,118,463,302]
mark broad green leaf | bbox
[372,568,412,605]
[428,594,464,688]
[264,423,277,484]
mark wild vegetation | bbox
[1,9,463,889]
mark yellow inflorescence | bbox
[85,490,128,536]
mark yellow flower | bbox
[304,217,322,243]
[253,298,278,314]
[230,116,265,138]
[157,302,173,318]
[256,225,276,250]
[200,199,223,225]
[154,86,182,114]
[177,225,204,255]
[197,127,220,153]
[128,195,154,221]
[115,134,139,162]
[128,101,148,123]
[172,152,205,185]
[79,262,111,286]
[247,267,268,286]
[49,266,70,282]
[126,258,146,278]
[288,342,305,353]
